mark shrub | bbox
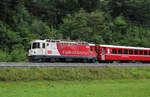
[0,50,11,62]
[10,48,27,62]
[0,67,150,81]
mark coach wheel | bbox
[50,58,56,62]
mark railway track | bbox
[0,62,150,67]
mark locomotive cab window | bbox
[32,42,40,49]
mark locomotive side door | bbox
[41,43,46,55]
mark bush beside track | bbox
[0,66,150,81]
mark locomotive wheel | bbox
[90,59,96,63]
[37,58,43,62]
[83,59,88,63]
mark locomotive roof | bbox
[32,39,90,45]
[100,45,150,50]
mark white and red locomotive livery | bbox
[28,39,97,62]
[28,39,150,62]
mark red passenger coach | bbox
[96,45,150,62]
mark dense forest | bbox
[0,0,150,62]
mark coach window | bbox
[124,49,128,54]
[129,50,133,54]
[134,50,138,55]
[140,50,143,55]
[112,49,117,54]
[146,51,149,55]
[144,51,148,55]
[118,49,122,54]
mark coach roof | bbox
[99,45,150,50]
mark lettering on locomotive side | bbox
[58,44,79,50]
[62,51,88,55]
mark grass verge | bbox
[0,66,150,81]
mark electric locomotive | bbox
[28,39,97,62]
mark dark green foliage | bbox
[59,9,106,43]
[107,0,150,25]
[0,21,21,50]
[10,48,27,62]
[0,67,150,81]
[0,0,150,61]
[117,26,150,47]
[0,50,11,62]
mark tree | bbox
[59,9,111,43]
[107,0,150,26]
[0,21,21,51]
[117,25,150,47]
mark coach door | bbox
[101,47,105,61]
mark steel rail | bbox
[0,62,150,68]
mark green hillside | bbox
[0,0,150,61]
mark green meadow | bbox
[0,67,150,97]
[0,80,150,97]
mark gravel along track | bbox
[0,62,150,68]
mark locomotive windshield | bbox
[32,42,40,49]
